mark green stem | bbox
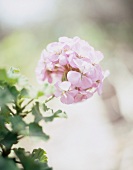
[5,105,15,116]
[17,135,24,140]
[0,144,4,152]
[1,145,11,158]
[21,99,34,111]
[45,95,54,103]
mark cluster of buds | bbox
[36,37,109,104]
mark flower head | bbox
[36,36,109,104]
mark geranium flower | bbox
[36,36,109,104]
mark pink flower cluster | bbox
[36,37,109,104]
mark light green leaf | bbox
[0,69,8,82]
[0,68,18,85]
[31,148,48,163]
[37,91,44,98]
[20,88,29,98]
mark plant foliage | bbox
[0,67,67,170]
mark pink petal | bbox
[58,81,71,91]
[80,76,92,89]
[95,51,104,63]
[47,42,59,52]
[74,93,84,103]
[86,91,93,98]
[49,54,59,62]
[59,55,67,65]
[40,50,49,61]
[103,70,110,79]
[40,69,47,81]
[74,59,92,74]
[61,93,74,104]
[54,89,62,97]
[54,82,62,97]
[47,74,52,83]
[67,71,81,85]
[74,91,93,103]
[97,83,103,95]
[68,53,77,68]
[69,89,78,97]
[46,62,54,71]
[59,37,70,42]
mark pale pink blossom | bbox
[36,36,109,104]
[54,81,78,104]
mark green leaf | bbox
[32,102,43,123]
[43,83,55,97]
[29,123,49,141]
[44,110,67,122]
[8,85,19,103]
[14,148,52,170]
[0,85,14,106]
[0,116,9,141]
[31,148,48,163]
[0,105,11,123]
[10,115,27,134]
[0,83,19,106]
[37,91,44,98]
[14,148,40,170]
[0,68,18,85]
[0,132,18,149]
[8,67,20,75]
[0,156,19,170]
[20,88,29,98]
[0,69,8,82]
[43,103,50,112]
[7,67,20,83]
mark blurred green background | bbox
[1,0,133,170]
[1,0,133,84]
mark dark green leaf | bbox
[8,85,19,103]
[0,83,19,106]
[0,105,11,122]
[0,132,18,149]
[0,156,19,170]
[29,123,49,141]
[0,116,9,141]
[44,110,67,122]
[14,148,40,170]
[43,103,50,112]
